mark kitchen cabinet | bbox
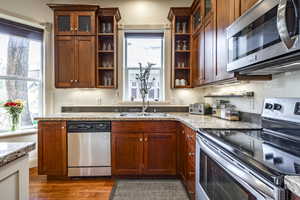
[112,121,177,176]
[240,0,259,15]
[178,124,196,198]
[203,16,216,84]
[143,132,177,175]
[215,0,238,81]
[49,4,99,89]
[168,8,193,88]
[51,7,97,36]
[112,133,143,175]
[38,121,67,176]
[55,36,95,88]
[96,8,121,88]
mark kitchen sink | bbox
[119,113,168,117]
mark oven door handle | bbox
[198,137,276,200]
[277,0,298,49]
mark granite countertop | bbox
[285,176,300,197]
[35,112,261,130]
[0,142,35,167]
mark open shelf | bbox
[96,8,120,89]
[204,92,255,98]
[168,8,193,89]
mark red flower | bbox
[4,102,18,107]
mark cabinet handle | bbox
[139,138,143,142]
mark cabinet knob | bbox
[75,80,78,83]
[62,126,65,129]
[74,27,78,31]
[139,138,143,142]
[144,137,148,142]
[70,80,74,82]
[182,130,185,134]
[70,27,74,31]
[188,152,195,156]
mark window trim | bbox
[123,31,165,102]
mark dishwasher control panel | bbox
[67,121,111,132]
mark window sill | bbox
[0,128,37,139]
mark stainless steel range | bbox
[196,98,300,200]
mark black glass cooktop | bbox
[199,127,300,185]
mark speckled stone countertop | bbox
[35,112,261,130]
[0,142,35,167]
[285,176,300,197]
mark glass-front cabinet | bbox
[55,11,74,35]
[54,11,95,35]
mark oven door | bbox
[227,0,300,72]
[196,135,285,200]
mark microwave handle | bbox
[277,0,298,49]
[198,136,276,200]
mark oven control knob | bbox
[265,103,273,110]
[273,157,283,165]
[274,103,282,111]
[265,153,274,160]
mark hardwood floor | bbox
[29,168,115,200]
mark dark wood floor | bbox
[29,168,115,200]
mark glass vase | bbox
[10,114,21,131]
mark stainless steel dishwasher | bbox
[67,121,111,177]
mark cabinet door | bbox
[178,125,187,180]
[74,11,96,35]
[75,36,95,88]
[240,0,259,15]
[54,11,75,35]
[204,17,215,84]
[38,121,67,176]
[143,132,177,175]
[112,133,144,175]
[215,0,236,81]
[192,32,201,86]
[55,36,75,88]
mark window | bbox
[0,18,43,132]
[124,32,164,102]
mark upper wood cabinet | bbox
[55,36,95,88]
[49,5,98,36]
[49,4,98,88]
[240,0,259,15]
[38,121,67,176]
[168,8,193,89]
[215,0,238,81]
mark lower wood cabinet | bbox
[112,121,177,176]
[143,132,177,175]
[38,121,67,176]
[178,124,196,198]
[111,133,143,175]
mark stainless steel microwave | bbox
[227,0,300,75]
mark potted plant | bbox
[3,99,24,131]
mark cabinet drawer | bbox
[112,121,177,133]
